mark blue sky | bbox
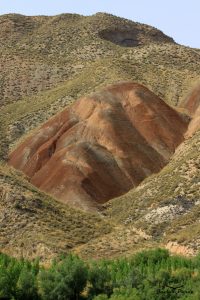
[0,0,199,48]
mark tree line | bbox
[1,248,200,300]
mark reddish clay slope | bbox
[9,82,188,211]
[183,85,200,138]
[183,85,200,115]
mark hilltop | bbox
[0,12,173,105]
[1,13,199,107]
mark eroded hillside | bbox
[75,125,200,259]
[9,82,188,211]
[98,92,200,258]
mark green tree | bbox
[16,266,39,300]
[0,257,21,299]
[88,260,113,298]
[39,254,87,300]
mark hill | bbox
[75,124,200,259]
[0,12,199,261]
[0,12,174,105]
[0,13,200,162]
[99,92,200,258]
[8,82,188,211]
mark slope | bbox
[101,95,200,257]
[1,13,200,163]
[0,12,173,105]
[75,125,200,259]
[0,163,111,261]
[182,84,200,137]
[8,82,188,211]
[0,12,199,109]
[73,85,200,259]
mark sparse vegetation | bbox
[0,163,111,262]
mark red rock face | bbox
[183,85,200,115]
[9,82,188,211]
[183,85,200,138]
[185,106,200,138]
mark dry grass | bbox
[0,163,111,262]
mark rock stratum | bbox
[9,82,188,211]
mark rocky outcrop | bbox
[99,26,174,47]
[165,242,196,256]
[9,82,188,211]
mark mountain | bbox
[0,12,199,260]
[8,82,188,211]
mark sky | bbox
[0,0,199,48]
